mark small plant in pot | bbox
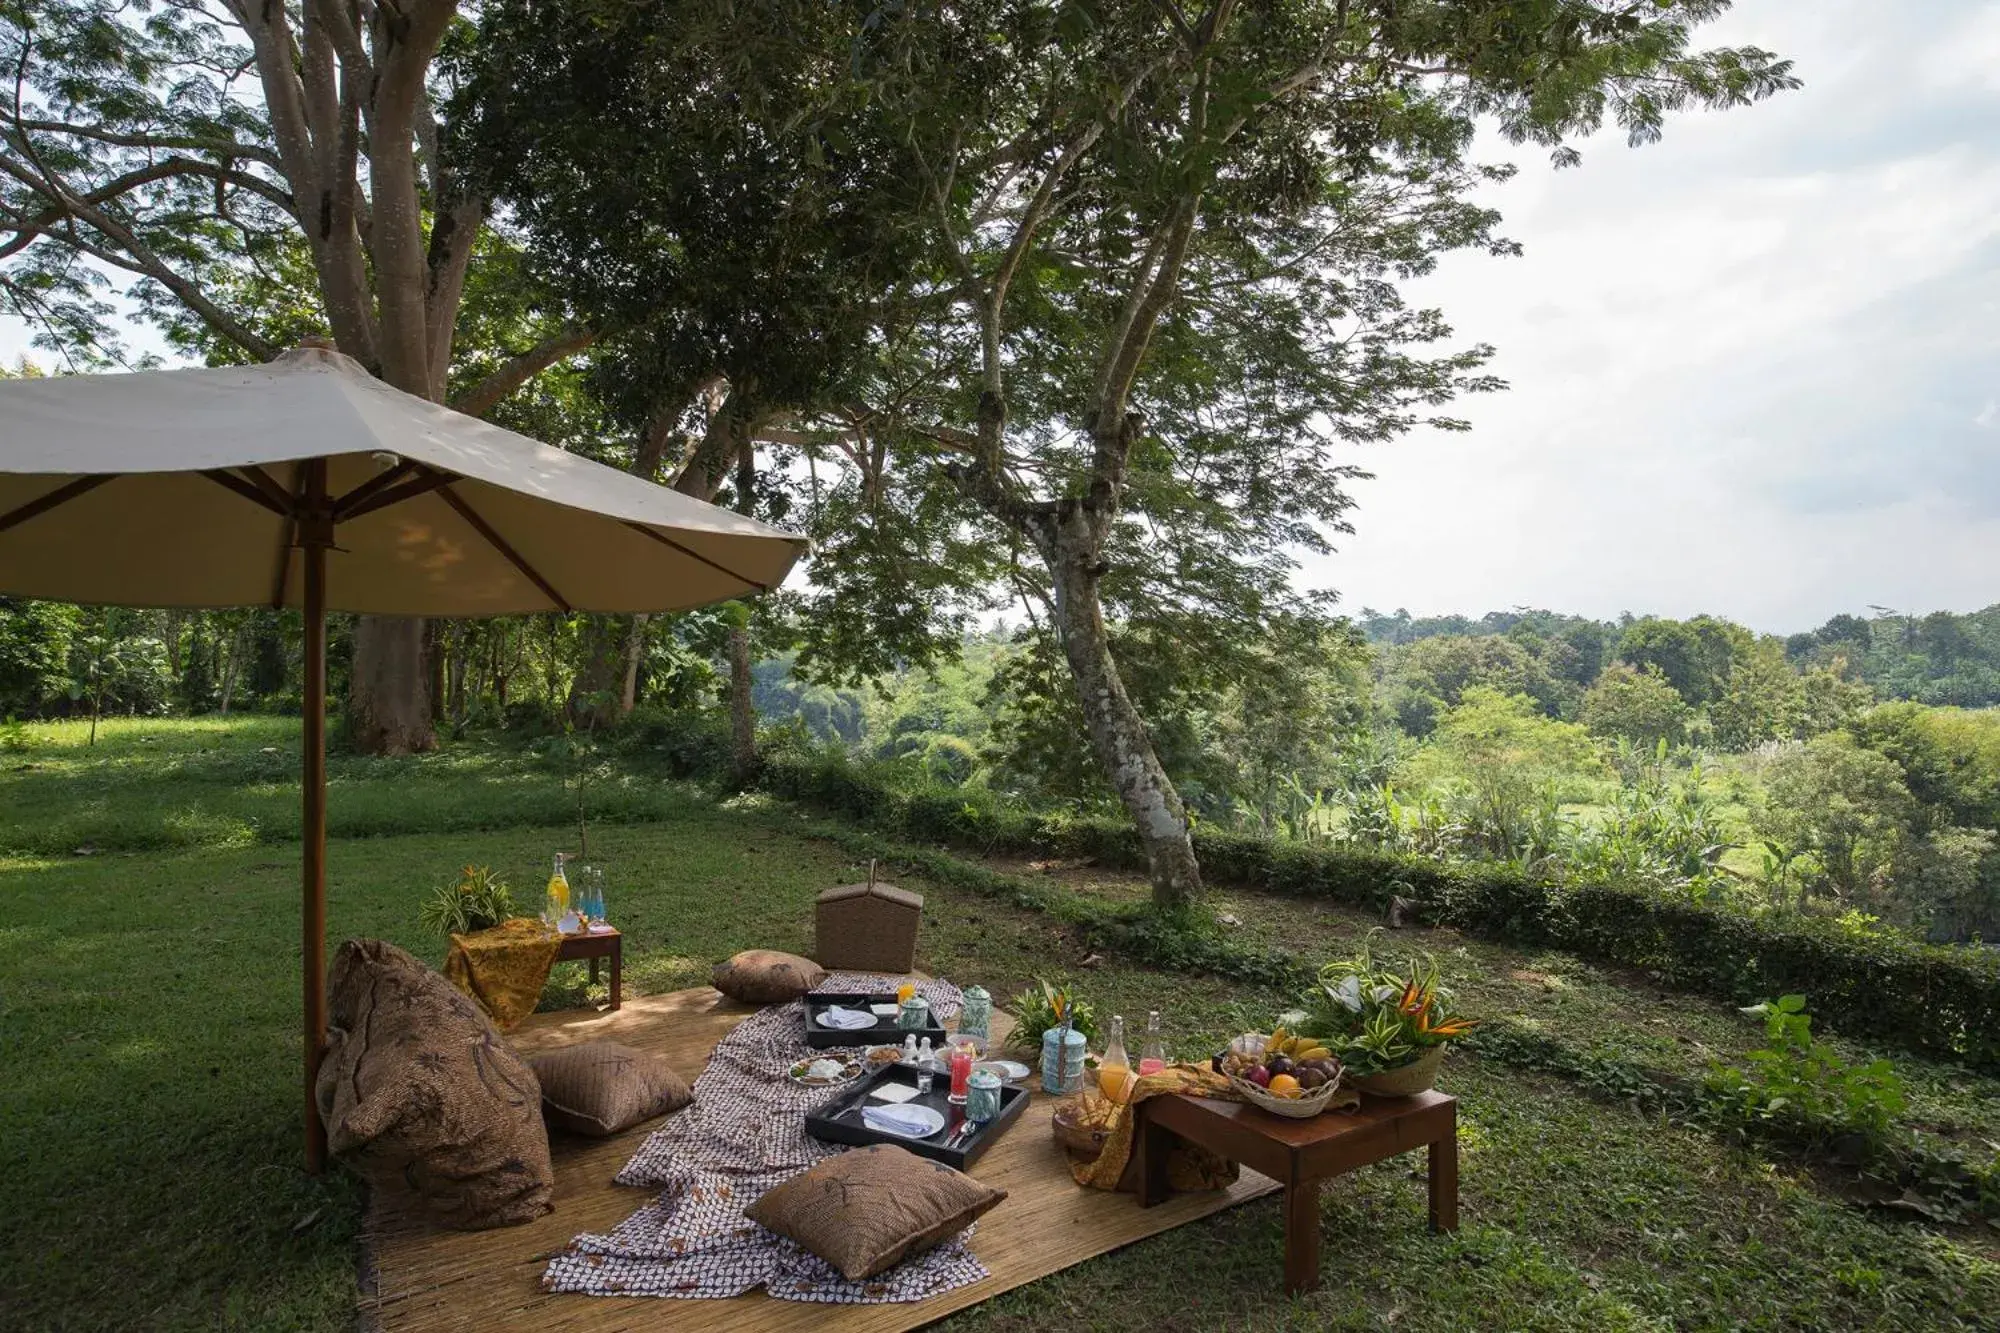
[418,865,517,938]
[1005,978,1099,1054]
[1299,930,1477,1096]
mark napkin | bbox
[860,1104,942,1138]
[817,1006,876,1030]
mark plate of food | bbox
[789,1055,864,1086]
[863,1044,905,1067]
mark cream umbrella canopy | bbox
[0,346,806,1169]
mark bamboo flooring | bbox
[360,986,1276,1332]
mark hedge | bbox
[755,751,2000,1073]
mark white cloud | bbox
[1310,0,2000,633]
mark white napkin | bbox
[860,1104,943,1138]
[817,1006,876,1030]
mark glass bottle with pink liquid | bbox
[1139,1010,1167,1077]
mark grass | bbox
[1,717,1995,1330]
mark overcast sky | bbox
[6,2,1995,636]
[1307,0,2000,634]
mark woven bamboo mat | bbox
[359,985,1276,1332]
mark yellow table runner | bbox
[444,918,563,1030]
[1071,1063,1360,1192]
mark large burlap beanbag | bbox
[711,948,826,1004]
[315,939,554,1229]
[530,1041,692,1137]
[746,1144,1006,1280]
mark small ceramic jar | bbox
[965,1068,1003,1124]
[959,985,992,1045]
[895,995,932,1030]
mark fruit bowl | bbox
[1214,1031,1347,1118]
[1228,1070,1347,1118]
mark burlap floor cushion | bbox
[315,939,554,1229]
[745,1145,1006,1280]
[712,948,827,1004]
[530,1041,692,1137]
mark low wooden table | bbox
[554,927,622,1010]
[1136,1089,1458,1295]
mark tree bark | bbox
[727,419,762,785]
[348,616,436,755]
[1027,501,1201,910]
[568,615,632,725]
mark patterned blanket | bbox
[542,975,985,1304]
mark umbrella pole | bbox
[302,469,330,1174]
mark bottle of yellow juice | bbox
[546,854,570,923]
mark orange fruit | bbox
[1266,1074,1301,1098]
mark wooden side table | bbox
[554,928,622,1010]
[1136,1089,1458,1295]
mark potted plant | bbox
[1005,978,1099,1054]
[418,865,518,938]
[1297,931,1476,1096]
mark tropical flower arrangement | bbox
[1293,931,1477,1076]
[1006,977,1100,1054]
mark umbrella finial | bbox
[296,335,336,351]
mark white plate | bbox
[859,1104,947,1140]
[975,1059,1031,1083]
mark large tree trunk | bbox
[1031,505,1201,910]
[348,616,437,755]
[568,615,633,725]
[726,422,762,785]
[728,621,757,784]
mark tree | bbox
[1380,634,1570,735]
[814,0,1790,906]
[1755,734,1913,903]
[1402,687,1602,858]
[4,1,593,752]
[1580,663,1690,747]
[450,0,1792,907]
[1617,615,1751,707]
[1709,635,1797,750]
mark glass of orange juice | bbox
[896,982,916,1003]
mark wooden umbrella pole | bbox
[301,461,331,1174]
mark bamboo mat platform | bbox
[360,985,1277,1332]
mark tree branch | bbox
[448,325,597,418]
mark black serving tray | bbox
[803,992,947,1050]
[804,1062,1030,1168]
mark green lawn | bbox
[1,718,1995,1330]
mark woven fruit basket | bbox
[1228,1070,1347,1118]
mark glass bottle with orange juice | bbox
[1097,1015,1135,1104]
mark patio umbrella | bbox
[0,345,806,1170]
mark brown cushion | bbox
[529,1041,691,1137]
[314,939,554,1230]
[712,948,827,1004]
[745,1145,1006,1280]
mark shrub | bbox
[750,748,2000,1071]
[1706,994,1905,1146]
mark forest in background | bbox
[6,595,1998,947]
